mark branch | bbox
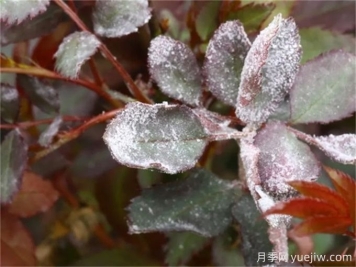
[0,116,85,129]
[53,0,152,104]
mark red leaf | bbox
[8,171,59,218]
[288,180,349,216]
[324,166,356,229]
[290,216,352,237]
[0,209,36,266]
[264,198,339,219]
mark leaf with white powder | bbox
[0,0,49,25]
[0,84,19,123]
[203,20,251,106]
[92,0,151,38]
[54,31,100,79]
[148,36,202,106]
[128,169,238,237]
[103,102,208,174]
[236,14,301,125]
[38,116,62,147]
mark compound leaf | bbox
[204,20,251,106]
[236,14,301,125]
[254,122,320,197]
[103,102,208,174]
[290,51,356,124]
[54,31,100,79]
[148,36,202,106]
[128,169,238,237]
[92,0,151,38]
[0,0,49,25]
[0,83,19,123]
[0,130,28,203]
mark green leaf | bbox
[0,83,19,123]
[72,248,157,266]
[92,0,151,38]
[195,1,220,41]
[103,103,208,174]
[225,3,276,33]
[212,228,244,266]
[54,31,100,79]
[0,0,50,25]
[232,194,273,266]
[254,121,320,198]
[1,4,64,46]
[165,232,208,266]
[204,20,251,106]
[17,75,59,115]
[290,51,356,124]
[148,36,202,106]
[300,27,355,63]
[236,14,301,125]
[128,169,239,237]
[1,130,28,203]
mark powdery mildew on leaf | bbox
[254,121,320,198]
[203,20,251,106]
[0,0,49,25]
[0,83,19,122]
[290,51,356,124]
[103,102,208,174]
[38,116,62,147]
[148,36,202,106]
[92,0,151,38]
[54,31,100,79]
[236,14,301,125]
[128,169,237,237]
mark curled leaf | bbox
[92,0,151,38]
[54,31,100,79]
[204,20,251,106]
[148,36,202,106]
[103,102,208,174]
[0,0,49,25]
[236,14,301,125]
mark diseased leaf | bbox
[0,0,49,25]
[290,51,356,124]
[8,171,59,218]
[254,122,320,198]
[236,14,301,125]
[195,1,220,41]
[300,27,355,63]
[0,210,36,266]
[92,0,151,38]
[0,83,19,122]
[103,102,208,174]
[232,195,273,266]
[212,232,245,266]
[203,20,251,106]
[54,31,100,79]
[225,3,276,33]
[1,4,64,46]
[38,116,62,147]
[128,169,238,237]
[165,232,208,266]
[291,0,356,32]
[148,36,202,106]
[290,216,352,237]
[0,130,28,203]
[17,75,59,115]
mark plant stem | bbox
[53,0,152,104]
[0,116,86,129]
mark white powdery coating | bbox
[255,121,320,198]
[203,20,251,106]
[0,0,49,25]
[103,102,208,174]
[93,0,151,38]
[314,134,356,165]
[148,36,202,106]
[290,51,356,124]
[54,32,100,79]
[39,116,62,147]
[1,84,18,102]
[236,14,301,125]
